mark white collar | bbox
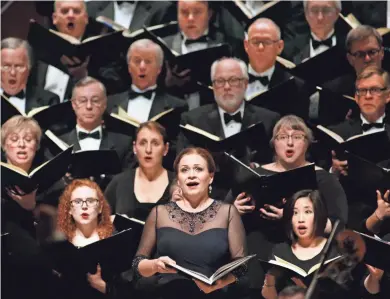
[360,113,386,124]
[248,64,275,79]
[311,29,335,41]
[131,84,157,92]
[114,1,137,9]
[181,28,209,42]
[76,124,102,135]
[0,87,26,97]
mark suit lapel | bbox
[36,61,49,90]
[269,63,291,88]
[207,106,225,138]
[130,2,151,31]
[100,1,115,19]
[172,33,183,54]
[241,104,255,130]
[148,91,167,119]
[100,130,116,150]
[68,129,81,152]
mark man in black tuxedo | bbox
[324,25,386,98]
[178,57,279,200]
[108,38,188,118]
[1,37,59,113]
[55,76,132,170]
[243,18,311,120]
[86,0,172,33]
[283,0,343,65]
[328,67,390,230]
[162,0,241,109]
[31,0,128,101]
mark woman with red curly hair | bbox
[57,179,117,297]
[57,179,113,247]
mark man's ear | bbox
[52,12,58,26]
[277,40,284,55]
[133,141,136,155]
[164,142,170,156]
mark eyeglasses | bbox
[355,87,387,96]
[248,39,280,47]
[1,65,27,72]
[348,48,381,59]
[70,198,99,208]
[212,77,247,88]
[307,7,337,16]
[73,98,103,107]
[275,134,306,142]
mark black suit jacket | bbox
[86,1,172,32]
[107,88,188,117]
[284,30,346,65]
[24,85,60,114]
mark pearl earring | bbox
[208,184,212,194]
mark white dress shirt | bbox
[76,125,103,151]
[44,65,70,102]
[246,64,275,99]
[360,113,386,135]
[245,0,266,15]
[218,101,245,138]
[114,1,137,29]
[309,29,336,58]
[126,84,156,122]
[1,88,26,113]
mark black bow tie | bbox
[128,89,155,100]
[3,90,25,99]
[184,35,209,46]
[224,112,242,125]
[361,122,385,132]
[78,131,101,140]
[311,36,333,50]
[248,73,270,86]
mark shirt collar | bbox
[218,100,245,119]
[131,84,157,93]
[248,64,275,79]
[360,113,386,124]
[311,29,335,41]
[181,28,209,42]
[76,124,103,135]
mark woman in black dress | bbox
[105,121,174,220]
[262,190,360,299]
[132,147,249,299]
[225,115,348,294]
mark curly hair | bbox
[57,179,113,241]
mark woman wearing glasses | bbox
[57,179,133,298]
[225,115,348,296]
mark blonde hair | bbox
[1,115,42,150]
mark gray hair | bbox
[210,57,249,81]
[303,0,342,11]
[71,76,107,100]
[270,115,314,148]
[346,25,383,53]
[53,0,87,13]
[1,37,33,69]
[127,39,164,67]
[245,18,281,40]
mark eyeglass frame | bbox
[275,133,307,142]
[70,198,100,208]
[72,97,104,107]
[306,6,338,17]
[248,39,280,47]
[212,77,248,88]
[348,48,382,59]
[355,87,388,96]
[1,65,28,73]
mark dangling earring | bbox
[208,184,212,194]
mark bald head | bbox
[54,0,86,12]
[52,1,88,39]
[246,18,281,40]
